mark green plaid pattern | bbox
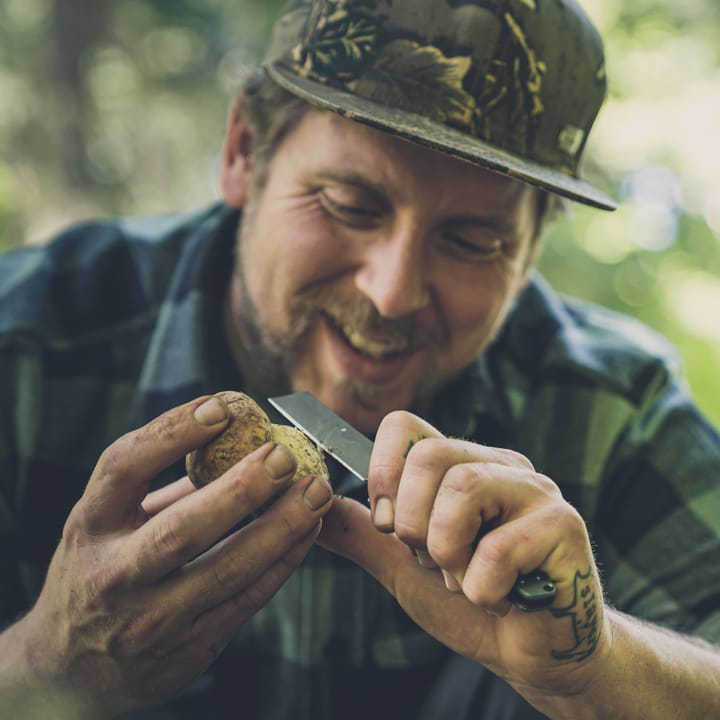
[1,203,719,719]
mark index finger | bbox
[368,412,535,536]
[368,410,444,531]
[123,442,301,583]
[142,476,197,517]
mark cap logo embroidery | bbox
[558,125,585,157]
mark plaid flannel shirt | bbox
[1,203,719,719]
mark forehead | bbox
[275,110,537,214]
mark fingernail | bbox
[303,477,332,511]
[194,397,228,426]
[415,549,438,569]
[264,444,296,481]
[442,570,462,593]
[373,496,395,530]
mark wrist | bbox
[0,612,120,720]
[513,606,618,720]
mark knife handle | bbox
[469,521,557,611]
[508,570,557,612]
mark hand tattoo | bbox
[550,567,601,663]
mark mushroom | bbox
[186,390,327,487]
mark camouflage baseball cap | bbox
[263,0,617,210]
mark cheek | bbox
[440,266,524,353]
[263,194,346,262]
[240,202,346,326]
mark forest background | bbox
[1,0,719,426]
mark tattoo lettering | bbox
[549,567,601,663]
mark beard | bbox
[226,248,449,415]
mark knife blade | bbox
[269,392,373,482]
[268,391,556,612]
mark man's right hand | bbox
[0,395,333,719]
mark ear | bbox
[519,246,541,291]
[219,99,254,208]
[519,268,534,292]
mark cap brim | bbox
[268,63,617,211]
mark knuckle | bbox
[224,470,257,507]
[465,582,507,610]
[101,408,185,472]
[231,561,290,614]
[476,531,511,570]
[57,524,131,600]
[463,543,511,606]
[233,490,318,562]
[144,407,182,444]
[61,503,88,542]
[405,436,443,466]
[211,556,243,594]
[499,447,535,471]
[161,404,185,434]
[534,472,561,496]
[94,423,159,478]
[461,566,494,606]
[149,516,194,564]
[552,501,586,541]
[83,562,129,606]
[443,462,481,494]
[425,536,453,566]
[228,448,289,507]
[393,518,425,548]
[269,496,315,538]
[95,437,129,479]
[104,564,129,594]
[377,409,413,434]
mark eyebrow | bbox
[442,215,518,237]
[311,170,388,202]
[311,169,520,236]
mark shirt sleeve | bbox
[592,364,720,643]
[0,348,36,626]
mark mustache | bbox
[292,285,446,350]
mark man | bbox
[1,0,719,718]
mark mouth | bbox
[324,312,413,360]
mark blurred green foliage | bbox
[1,0,719,426]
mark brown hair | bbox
[233,68,312,191]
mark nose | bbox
[354,225,430,319]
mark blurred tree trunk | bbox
[45,0,111,188]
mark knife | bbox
[268,391,557,612]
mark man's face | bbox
[223,110,538,434]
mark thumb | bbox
[81,396,229,533]
[318,495,449,607]
[318,496,497,662]
[317,496,413,591]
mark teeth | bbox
[339,324,409,359]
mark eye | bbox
[440,231,505,262]
[319,190,382,229]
